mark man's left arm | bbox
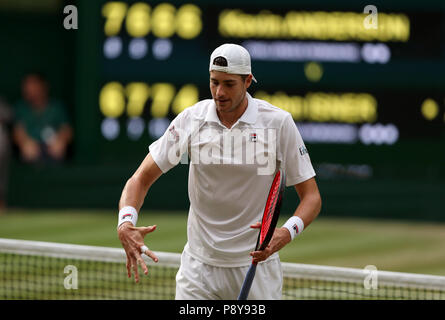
[55,124,73,145]
[47,102,73,159]
[250,177,321,263]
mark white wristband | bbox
[282,216,304,241]
[118,206,138,228]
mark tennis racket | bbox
[237,168,286,300]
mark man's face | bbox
[22,75,48,108]
[210,71,252,114]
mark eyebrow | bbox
[210,78,237,83]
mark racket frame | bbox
[237,169,286,300]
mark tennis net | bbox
[1,238,444,300]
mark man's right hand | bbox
[22,139,41,162]
[117,222,159,283]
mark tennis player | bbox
[117,43,322,299]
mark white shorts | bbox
[175,250,283,300]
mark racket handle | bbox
[237,262,258,300]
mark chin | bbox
[217,102,232,111]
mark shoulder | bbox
[252,96,293,126]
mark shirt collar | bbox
[205,92,258,125]
[239,93,258,124]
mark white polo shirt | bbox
[149,92,315,267]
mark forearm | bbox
[292,192,322,230]
[12,125,33,147]
[119,175,150,212]
[257,188,321,257]
[118,153,163,212]
[276,179,322,246]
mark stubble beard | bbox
[216,91,246,114]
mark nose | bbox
[215,85,225,98]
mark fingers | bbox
[132,257,140,283]
[119,225,158,282]
[141,246,159,263]
[250,252,264,264]
[125,248,147,283]
[250,245,271,263]
[140,225,157,236]
[137,255,149,277]
[131,252,148,283]
[128,225,156,232]
[128,247,159,283]
[127,225,157,239]
[126,252,139,282]
[250,228,292,263]
[250,221,261,229]
[126,255,132,278]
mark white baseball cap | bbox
[209,43,257,83]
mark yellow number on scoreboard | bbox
[176,4,202,39]
[125,83,150,117]
[102,2,128,37]
[100,82,199,119]
[126,2,151,38]
[102,2,202,39]
[150,83,176,118]
[152,3,176,38]
[99,82,126,118]
[172,84,199,115]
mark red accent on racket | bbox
[238,169,286,300]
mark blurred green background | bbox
[1,0,444,219]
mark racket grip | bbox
[237,263,258,300]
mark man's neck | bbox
[30,98,48,112]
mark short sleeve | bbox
[279,114,316,186]
[149,110,191,173]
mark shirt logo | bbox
[169,125,180,142]
[249,133,257,142]
[299,146,308,156]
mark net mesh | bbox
[1,238,444,300]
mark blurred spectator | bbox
[12,73,73,164]
[0,97,12,211]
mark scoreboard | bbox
[75,0,445,182]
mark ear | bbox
[245,74,253,89]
